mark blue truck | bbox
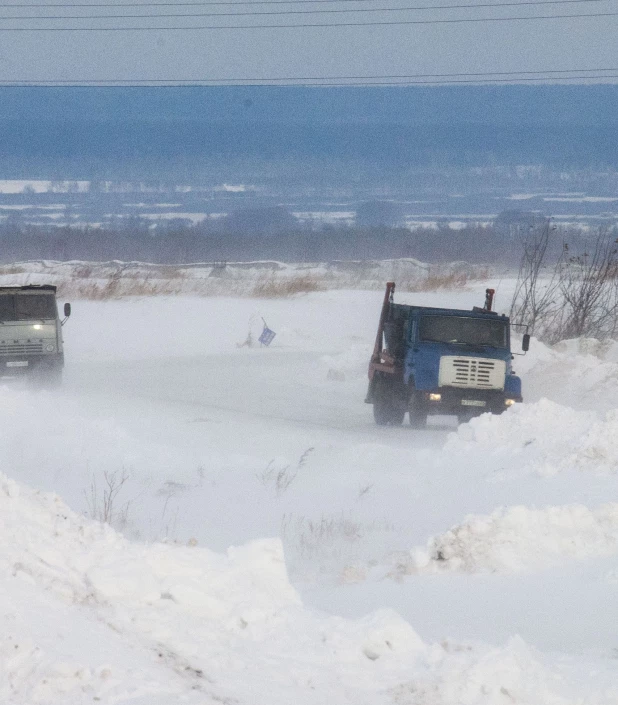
[366,282,529,427]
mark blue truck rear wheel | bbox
[372,374,405,426]
[408,385,427,429]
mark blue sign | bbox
[259,326,276,347]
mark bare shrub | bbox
[555,234,618,341]
[84,469,131,529]
[511,224,618,343]
[510,220,562,338]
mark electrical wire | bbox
[2,72,618,84]
[0,0,606,18]
[0,10,614,27]
[0,0,425,5]
[0,67,616,81]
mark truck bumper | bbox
[420,387,522,416]
[0,353,64,378]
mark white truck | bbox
[0,285,71,384]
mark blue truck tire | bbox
[372,373,406,426]
[408,382,428,429]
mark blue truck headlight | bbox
[429,393,442,402]
[505,398,516,406]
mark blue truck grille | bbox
[439,356,506,390]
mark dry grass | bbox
[250,273,324,298]
[398,268,490,292]
[53,269,325,300]
[72,264,94,279]
[121,265,187,280]
[256,448,314,497]
[84,469,131,530]
[404,271,470,291]
[280,512,396,585]
[55,279,182,300]
[0,260,490,300]
[280,513,365,560]
[64,272,474,299]
[0,264,27,275]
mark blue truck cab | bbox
[366,283,529,427]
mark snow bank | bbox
[0,258,430,296]
[446,398,618,476]
[0,472,299,703]
[1,471,608,704]
[390,636,576,705]
[519,336,618,413]
[445,398,595,477]
[387,503,618,576]
[0,471,298,612]
[0,257,496,299]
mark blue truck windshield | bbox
[0,294,57,321]
[419,315,507,349]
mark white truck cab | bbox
[0,285,71,384]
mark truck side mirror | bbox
[522,333,530,352]
[64,303,71,318]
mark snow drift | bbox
[387,503,618,577]
[0,472,609,704]
[447,398,618,476]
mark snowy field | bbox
[2,273,618,703]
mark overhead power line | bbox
[0,0,607,17]
[1,69,618,84]
[0,0,447,6]
[0,77,614,84]
[0,0,448,4]
[0,10,615,27]
[1,67,617,80]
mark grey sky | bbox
[0,1,615,82]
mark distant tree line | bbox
[0,217,608,266]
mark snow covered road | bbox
[2,286,618,703]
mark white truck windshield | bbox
[0,294,57,321]
[419,315,507,349]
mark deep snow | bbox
[1,276,618,702]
